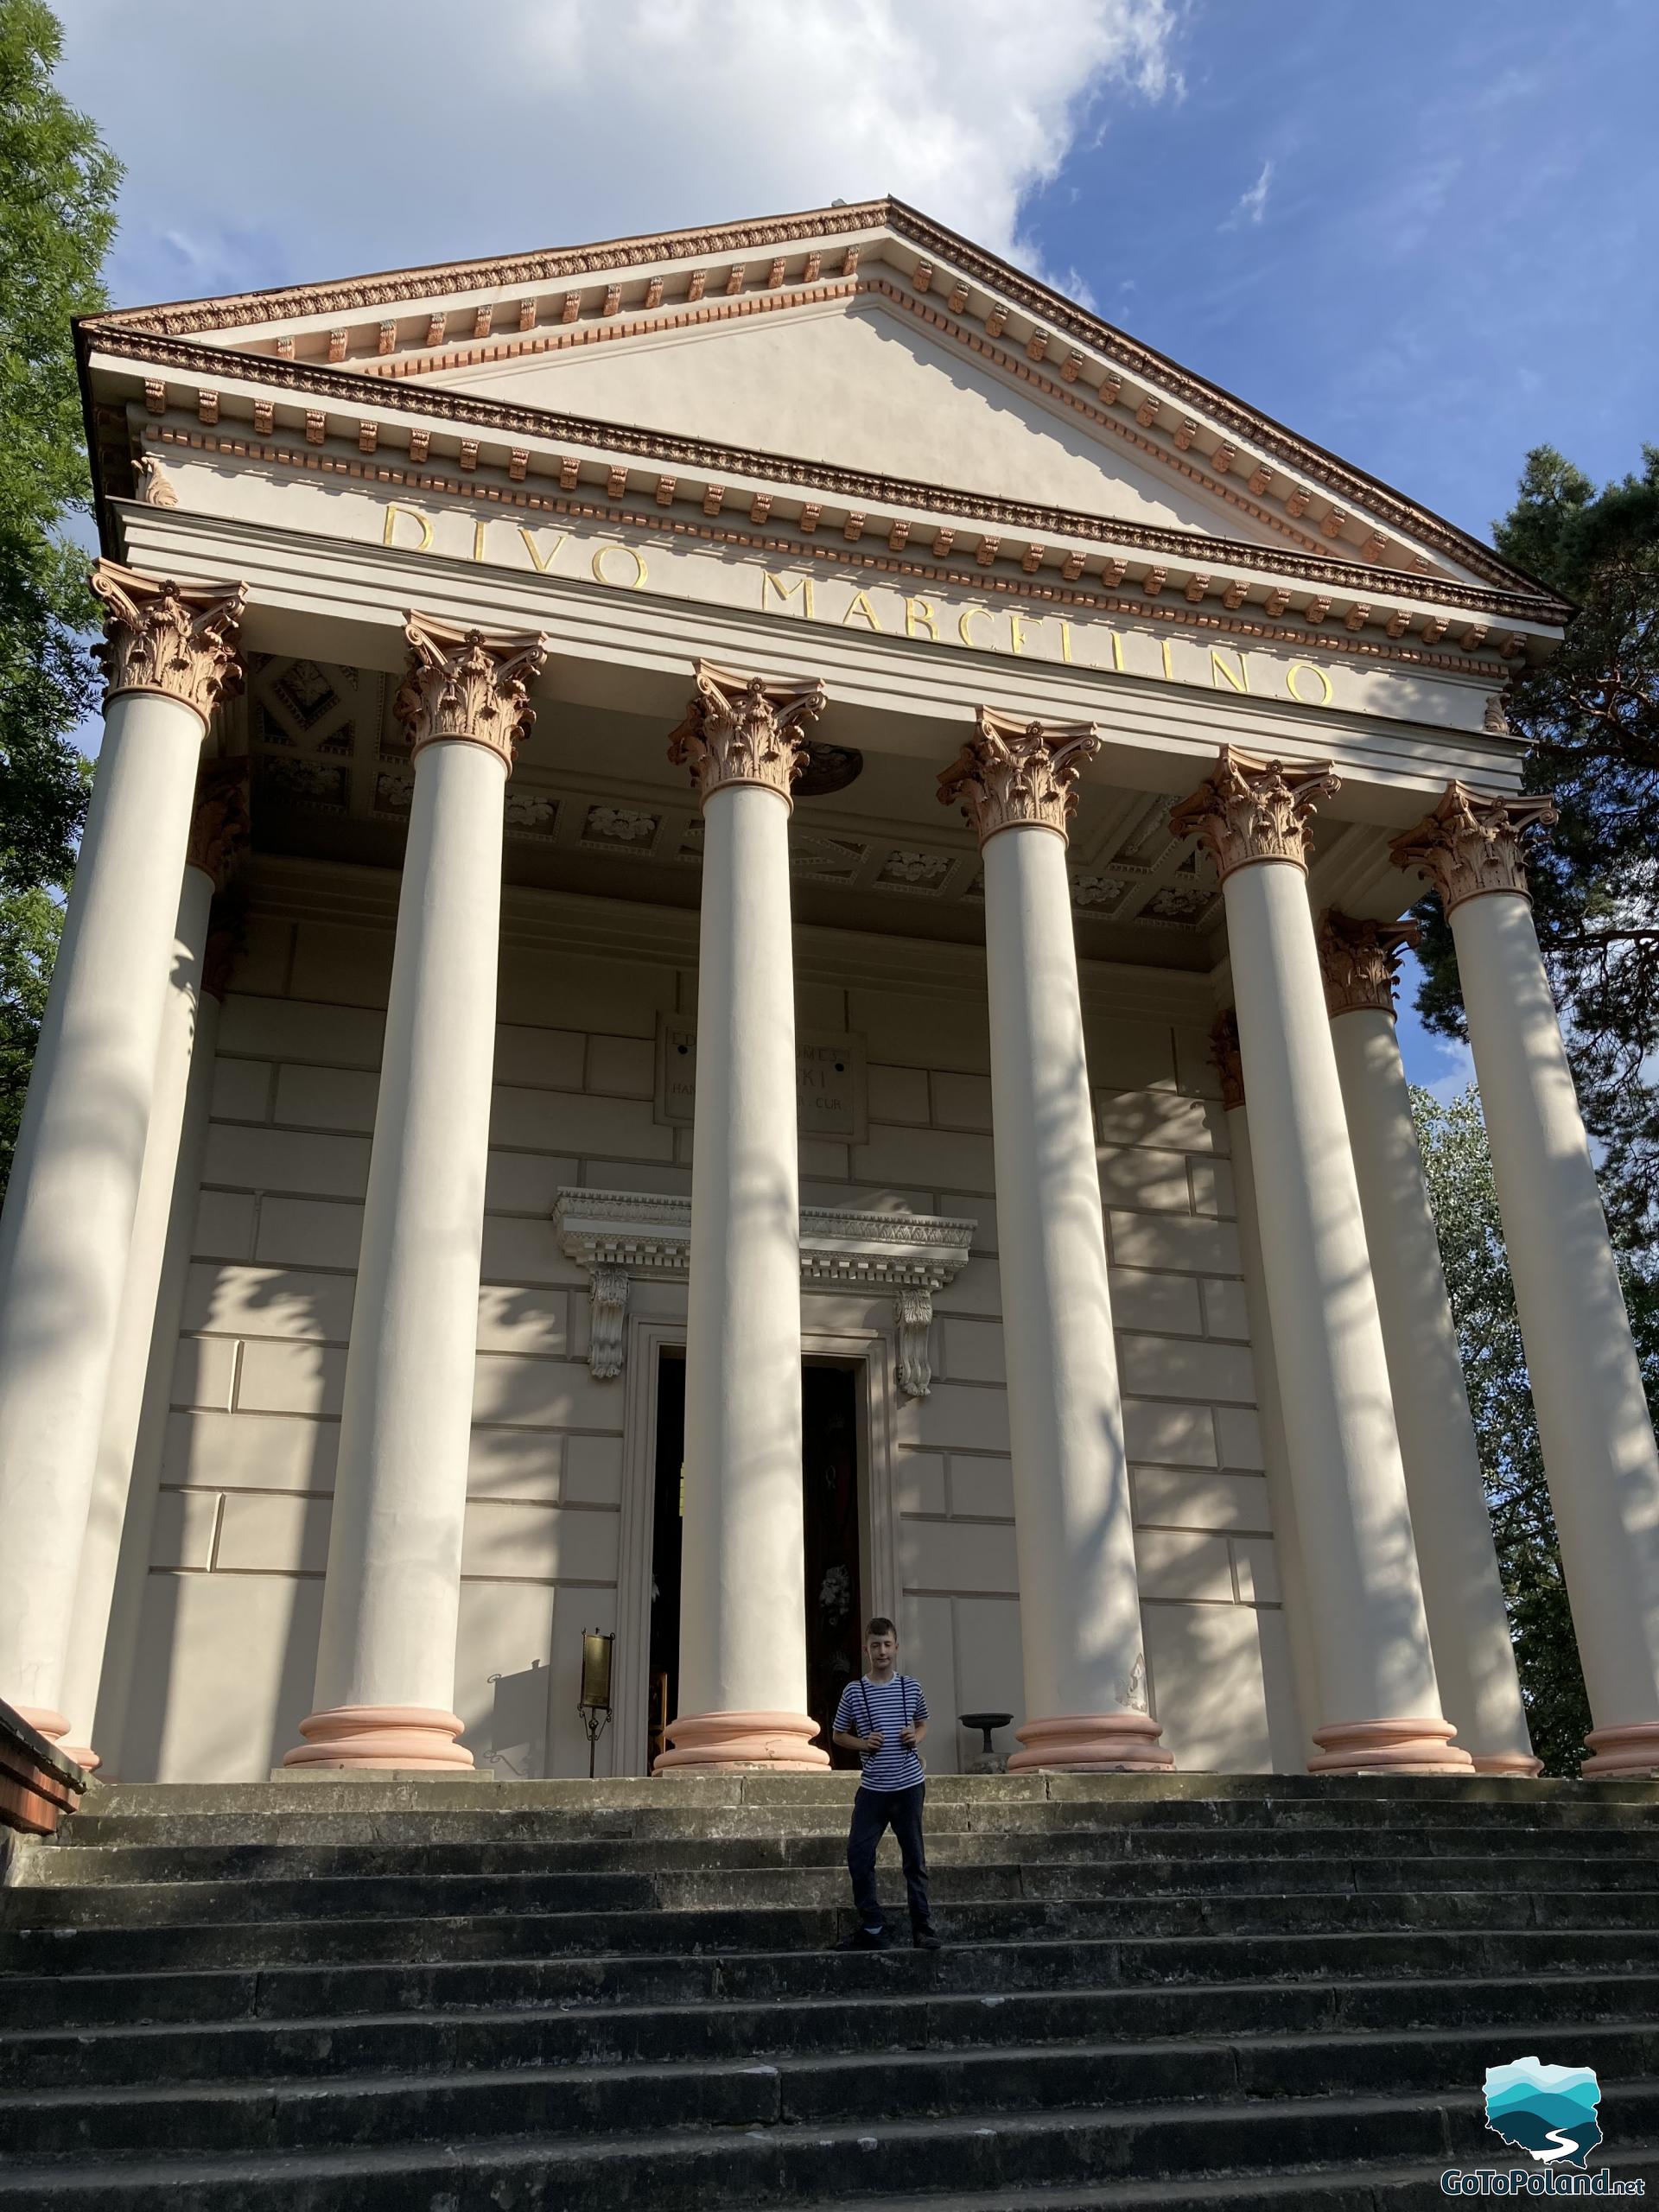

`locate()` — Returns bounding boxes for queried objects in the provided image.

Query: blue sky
[54,0,1656,1090]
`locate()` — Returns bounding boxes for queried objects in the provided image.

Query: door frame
[613,1311,900,1779]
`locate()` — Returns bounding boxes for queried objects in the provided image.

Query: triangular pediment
[419,292,1281,543]
[81,196,1567,623]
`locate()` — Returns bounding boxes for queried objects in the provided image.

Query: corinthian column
[58,762,251,1770]
[1210,1014,1322,1765]
[286,617,545,1770]
[1169,749,1468,1773]
[0,561,245,1742]
[939,709,1171,1770]
[1393,785,1659,1777]
[656,663,830,1772]
[1319,912,1538,1775]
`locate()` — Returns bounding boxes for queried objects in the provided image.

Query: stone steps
[5,1773,1657,2205]
[18,1853,1659,1930]
[38,1821,1659,1878]
[1,1975,1653,2094]
[5,1926,1657,2031]
[9,2020,1659,2160]
[3,2088,1658,2210]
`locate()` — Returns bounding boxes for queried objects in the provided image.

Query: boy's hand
[863,1731,885,1751]
[899,1726,919,1745]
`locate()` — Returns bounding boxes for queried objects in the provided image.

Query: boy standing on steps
[830,1617,942,1951]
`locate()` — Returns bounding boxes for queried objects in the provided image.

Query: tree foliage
[1414,443,1659,1249]
[1411,1085,1592,1776]
[0,3,119,1202]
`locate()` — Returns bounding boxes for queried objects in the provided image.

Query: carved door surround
[612,1314,903,1780]
[552,1187,973,1399]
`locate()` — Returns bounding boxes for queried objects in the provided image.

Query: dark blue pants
[847,1781,931,1933]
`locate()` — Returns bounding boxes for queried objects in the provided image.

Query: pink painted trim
[1582,1723,1659,1779]
[59,1745,101,1774]
[14,1707,69,1744]
[1007,1712,1175,1772]
[653,1709,830,1773]
[1471,1751,1543,1777]
[1308,1717,1474,1774]
[281,1704,474,1771]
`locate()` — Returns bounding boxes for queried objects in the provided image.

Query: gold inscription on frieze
[383,502,434,552]
[367,499,1340,711]
[764,569,813,619]
[518,527,569,574]
[1286,660,1332,705]
[591,543,648,589]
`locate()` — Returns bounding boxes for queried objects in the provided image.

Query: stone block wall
[114,881,1303,1782]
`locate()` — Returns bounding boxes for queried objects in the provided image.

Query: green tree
[1411,1084,1592,1776]
[0,879,62,1189]
[0,2,121,1202]
[1414,443,1659,1248]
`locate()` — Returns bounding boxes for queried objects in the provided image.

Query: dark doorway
[802,1362,866,1769]
[646,1351,686,1771]
[646,1351,864,1770]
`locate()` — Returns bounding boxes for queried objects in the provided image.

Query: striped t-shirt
[834,1675,929,1791]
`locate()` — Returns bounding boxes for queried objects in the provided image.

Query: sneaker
[912,1925,944,1950]
[834,1925,889,1952]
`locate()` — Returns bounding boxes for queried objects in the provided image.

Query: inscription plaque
[654,1013,867,1141]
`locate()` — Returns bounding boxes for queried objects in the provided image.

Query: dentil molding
[553,1186,973,1396]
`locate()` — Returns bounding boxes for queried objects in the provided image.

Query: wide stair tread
[7,1776,1659,2204]
[3,2092,1656,2208]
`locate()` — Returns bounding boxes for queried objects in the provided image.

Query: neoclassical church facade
[2,199,1655,1787]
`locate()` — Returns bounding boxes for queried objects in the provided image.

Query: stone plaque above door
[653,1012,868,1141]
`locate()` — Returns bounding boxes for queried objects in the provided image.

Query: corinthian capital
[937,706,1100,848]
[1318,911,1422,1019]
[186,759,251,893]
[1388,781,1558,913]
[394,614,548,771]
[1168,746,1339,880]
[667,660,827,806]
[1210,1009,1244,1113]
[91,559,247,730]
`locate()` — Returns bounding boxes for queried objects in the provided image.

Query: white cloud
[54,0,1179,306]
[1222,156,1274,232]
[1421,1035,1478,1105]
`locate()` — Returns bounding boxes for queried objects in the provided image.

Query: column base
[1471,1751,1544,1777]
[10,1707,102,1772]
[653,1710,830,1772]
[1308,1718,1474,1774]
[1582,1722,1659,1778]
[1007,1713,1175,1772]
[281,1705,474,1771]
[13,1706,67,1743]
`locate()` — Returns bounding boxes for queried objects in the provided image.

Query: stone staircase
[2,1772,1658,2208]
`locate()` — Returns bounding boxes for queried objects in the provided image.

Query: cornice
[92,328,1565,633]
[79,193,1553,600]
[87,200,894,337]
[138,418,1538,681]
